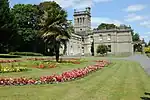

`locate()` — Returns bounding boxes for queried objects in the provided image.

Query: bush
[96,45,108,55]
[9,52,43,56]
[144,47,150,53]
[0,54,21,58]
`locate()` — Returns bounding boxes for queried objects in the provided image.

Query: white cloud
[124,13,146,22]
[144,32,150,35]
[43,0,112,9]
[91,17,123,29]
[140,21,150,28]
[140,35,150,40]
[124,4,146,12]
[140,32,150,41]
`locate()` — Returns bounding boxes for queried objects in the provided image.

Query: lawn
[0,58,150,100]
[146,53,150,58]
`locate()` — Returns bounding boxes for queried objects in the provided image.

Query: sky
[10,0,150,43]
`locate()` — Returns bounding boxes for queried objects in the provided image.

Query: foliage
[0,60,109,86]
[148,40,150,46]
[91,41,94,56]
[0,64,28,73]
[9,52,43,56]
[39,1,71,62]
[96,45,108,55]
[11,4,41,52]
[132,33,140,41]
[134,43,142,52]
[0,0,17,53]
[97,23,117,30]
[144,47,150,53]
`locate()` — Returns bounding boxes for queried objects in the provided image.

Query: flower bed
[35,63,57,69]
[26,58,53,61]
[0,60,110,86]
[0,60,22,63]
[0,64,28,73]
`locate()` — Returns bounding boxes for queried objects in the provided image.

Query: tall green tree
[39,1,71,62]
[132,33,140,41]
[0,0,16,53]
[11,4,41,52]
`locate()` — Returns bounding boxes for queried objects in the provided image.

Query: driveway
[125,54,150,75]
[103,54,150,75]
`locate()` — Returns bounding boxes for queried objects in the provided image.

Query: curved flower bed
[0,58,81,64]
[0,60,22,63]
[0,60,110,86]
[35,63,57,69]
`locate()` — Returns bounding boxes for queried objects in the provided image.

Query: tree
[148,40,150,46]
[11,4,41,52]
[91,41,94,56]
[0,0,16,53]
[39,1,71,62]
[96,45,108,56]
[132,33,140,41]
[97,23,117,30]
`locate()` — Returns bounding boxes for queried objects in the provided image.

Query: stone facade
[66,7,133,56]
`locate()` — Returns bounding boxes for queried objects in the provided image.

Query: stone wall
[93,29,133,55]
[66,34,82,56]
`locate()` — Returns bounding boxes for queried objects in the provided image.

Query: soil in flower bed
[0,60,110,86]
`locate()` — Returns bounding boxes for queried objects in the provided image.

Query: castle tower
[73,7,91,33]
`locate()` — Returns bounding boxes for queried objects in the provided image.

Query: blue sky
[10,0,150,43]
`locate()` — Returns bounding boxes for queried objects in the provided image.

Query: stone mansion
[65,7,133,56]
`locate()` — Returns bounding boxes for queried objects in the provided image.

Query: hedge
[9,52,43,56]
[0,54,21,58]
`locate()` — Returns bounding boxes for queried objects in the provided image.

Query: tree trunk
[55,42,60,62]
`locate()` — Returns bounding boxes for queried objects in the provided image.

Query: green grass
[0,59,150,100]
[146,53,150,58]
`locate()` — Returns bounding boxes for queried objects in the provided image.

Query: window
[83,17,85,23]
[80,18,82,23]
[99,34,103,41]
[77,18,79,23]
[107,34,111,41]
[108,45,111,52]
[82,37,84,42]
[80,29,82,31]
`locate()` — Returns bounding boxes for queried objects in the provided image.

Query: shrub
[144,47,150,53]
[9,52,43,56]
[96,45,108,55]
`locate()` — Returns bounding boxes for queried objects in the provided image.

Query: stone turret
[73,7,91,34]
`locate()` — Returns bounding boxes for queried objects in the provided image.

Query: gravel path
[102,54,150,75]
[125,54,150,75]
